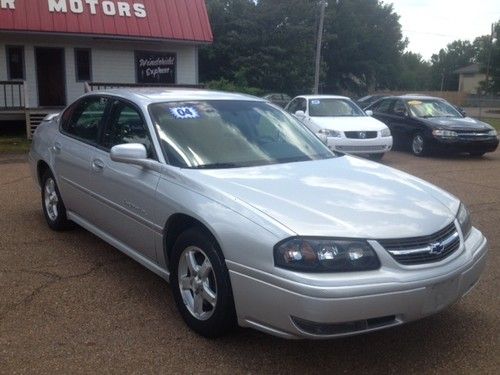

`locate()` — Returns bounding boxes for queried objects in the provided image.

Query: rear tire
[170,227,237,338]
[41,170,73,231]
[411,133,427,157]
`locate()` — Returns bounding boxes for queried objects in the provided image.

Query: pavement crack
[0,259,128,325]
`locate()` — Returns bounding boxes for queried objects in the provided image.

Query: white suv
[285,95,393,160]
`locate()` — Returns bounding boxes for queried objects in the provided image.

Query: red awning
[0,0,213,43]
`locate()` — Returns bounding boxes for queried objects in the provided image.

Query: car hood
[181,156,459,239]
[308,116,387,132]
[423,116,494,131]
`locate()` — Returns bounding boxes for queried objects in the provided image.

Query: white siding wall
[0,33,199,108]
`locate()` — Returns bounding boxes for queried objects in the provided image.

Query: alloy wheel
[178,246,217,321]
[44,177,59,221]
[412,135,424,155]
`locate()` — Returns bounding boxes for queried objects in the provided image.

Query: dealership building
[0,0,212,137]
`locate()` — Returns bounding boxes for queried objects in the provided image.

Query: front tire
[170,227,237,338]
[411,133,427,157]
[41,170,73,231]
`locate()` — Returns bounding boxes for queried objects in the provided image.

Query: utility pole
[313,1,328,94]
[485,22,497,95]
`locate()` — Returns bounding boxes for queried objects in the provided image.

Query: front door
[89,99,160,261]
[36,48,66,107]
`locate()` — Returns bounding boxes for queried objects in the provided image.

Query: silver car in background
[29,89,488,339]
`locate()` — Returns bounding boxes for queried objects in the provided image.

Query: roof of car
[382,95,443,101]
[295,95,351,100]
[85,88,264,104]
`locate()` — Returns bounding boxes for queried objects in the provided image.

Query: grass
[0,136,31,154]
[482,118,500,130]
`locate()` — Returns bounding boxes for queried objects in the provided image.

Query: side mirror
[111,143,147,164]
[295,110,306,117]
[365,110,373,116]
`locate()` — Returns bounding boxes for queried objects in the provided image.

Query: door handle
[52,142,62,154]
[92,159,105,172]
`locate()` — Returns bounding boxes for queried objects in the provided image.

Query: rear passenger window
[62,97,108,144]
[103,101,154,158]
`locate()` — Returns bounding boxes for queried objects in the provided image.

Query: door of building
[35,48,66,107]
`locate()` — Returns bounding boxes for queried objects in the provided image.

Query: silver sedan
[29,89,488,339]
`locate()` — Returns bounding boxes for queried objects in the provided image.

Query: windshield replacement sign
[136,52,176,84]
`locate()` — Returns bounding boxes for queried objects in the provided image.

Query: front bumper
[429,136,499,154]
[228,227,488,339]
[326,136,393,155]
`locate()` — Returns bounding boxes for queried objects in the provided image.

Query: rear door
[54,96,110,222]
[88,99,160,261]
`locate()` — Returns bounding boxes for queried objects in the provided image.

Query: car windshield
[149,100,335,169]
[308,98,365,117]
[406,99,462,118]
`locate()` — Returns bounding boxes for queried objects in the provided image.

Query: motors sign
[1,0,147,18]
[0,0,214,43]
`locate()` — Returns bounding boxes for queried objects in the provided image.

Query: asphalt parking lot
[1,150,499,374]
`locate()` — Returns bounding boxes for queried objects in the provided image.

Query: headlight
[318,129,341,138]
[457,203,472,239]
[488,129,498,137]
[433,129,458,138]
[274,237,380,272]
[380,128,391,137]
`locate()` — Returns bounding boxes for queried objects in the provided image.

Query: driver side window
[392,100,408,116]
[102,100,155,158]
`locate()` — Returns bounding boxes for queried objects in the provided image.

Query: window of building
[6,46,25,80]
[75,48,92,82]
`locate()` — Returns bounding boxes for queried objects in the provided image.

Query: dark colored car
[366,96,499,157]
[263,93,292,108]
[356,95,387,110]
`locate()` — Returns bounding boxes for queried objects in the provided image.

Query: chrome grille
[344,131,378,139]
[377,222,460,265]
[336,145,387,152]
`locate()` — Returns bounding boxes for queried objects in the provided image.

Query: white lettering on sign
[48,0,67,12]
[69,0,83,13]
[170,107,200,120]
[117,2,130,17]
[86,0,98,14]
[47,0,147,18]
[1,0,16,10]
[102,1,115,15]
[133,3,146,18]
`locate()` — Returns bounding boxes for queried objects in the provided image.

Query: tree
[321,0,406,94]
[429,40,476,91]
[199,0,408,96]
[396,52,432,91]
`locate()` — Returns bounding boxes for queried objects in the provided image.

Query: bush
[204,79,265,97]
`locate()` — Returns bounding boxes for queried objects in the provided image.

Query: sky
[388,0,500,60]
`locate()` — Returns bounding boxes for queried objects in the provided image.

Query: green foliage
[205,78,265,96]
[200,0,406,96]
[478,22,500,95]
[199,2,497,96]
[396,52,432,91]
[430,40,477,91]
